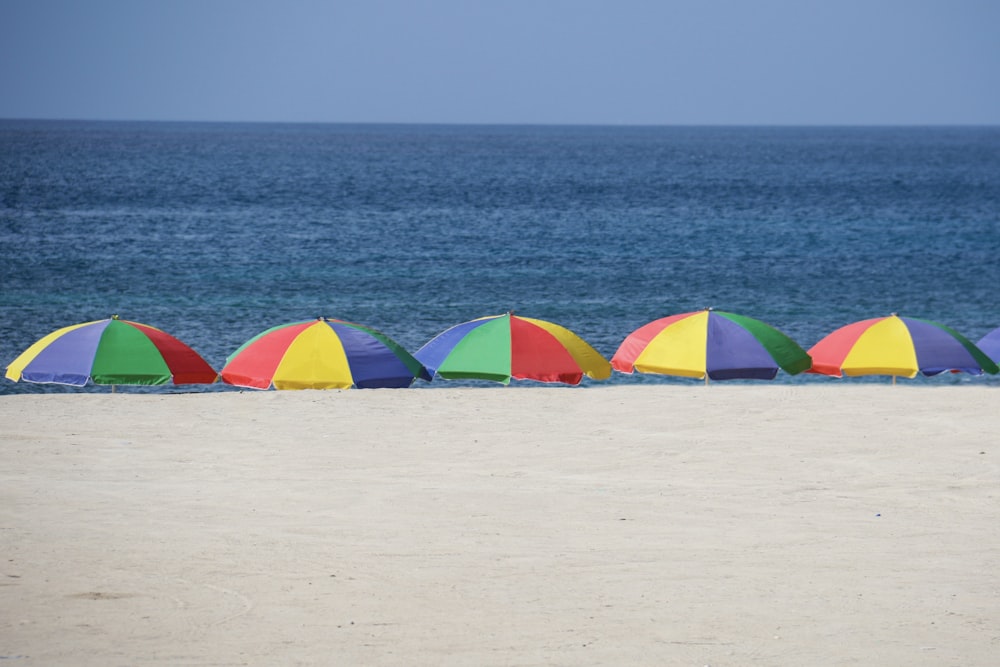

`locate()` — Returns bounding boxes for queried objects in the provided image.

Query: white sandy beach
[1,386,998,666]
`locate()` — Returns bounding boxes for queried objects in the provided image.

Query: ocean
[1,120,998,392]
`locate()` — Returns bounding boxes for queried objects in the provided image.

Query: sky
[1,0,998,125]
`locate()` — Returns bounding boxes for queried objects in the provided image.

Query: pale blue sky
[1,0,998,125]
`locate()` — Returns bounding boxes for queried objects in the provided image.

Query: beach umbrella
[976,326,1000,365]
[4,315,217,388]
[808,314,998,379]
[611,309,811,382]
[414,312,611,385]
[221,317,430,390]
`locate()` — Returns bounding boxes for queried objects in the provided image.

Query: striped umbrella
[611,309,811,382]
[808,314,998,379]
[5,315,217,388]
[415,312,611,385]
[221,317,429,390]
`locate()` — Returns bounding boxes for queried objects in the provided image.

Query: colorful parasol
[611,309,811,381]
[5,315,217,387]
[414,312,611,385]
[221,317,430,390]
[808,314,998,378]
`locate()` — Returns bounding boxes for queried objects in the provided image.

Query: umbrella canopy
[221,317,430,390]
[808,314,998,378]
[5,315,217,387]
[414,312,611,385]
[611,309,811,381]
[976,326,1000,364]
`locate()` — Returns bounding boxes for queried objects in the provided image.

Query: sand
[1,385,998,666]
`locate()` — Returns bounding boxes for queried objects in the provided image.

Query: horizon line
[1,116,998,130]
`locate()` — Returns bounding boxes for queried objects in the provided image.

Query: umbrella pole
[892,376,896,387]
[112,385,116,394]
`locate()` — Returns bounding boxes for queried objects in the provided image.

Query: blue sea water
[1,120,999,392]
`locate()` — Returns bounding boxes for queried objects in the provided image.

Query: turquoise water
[1,121,998,392]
